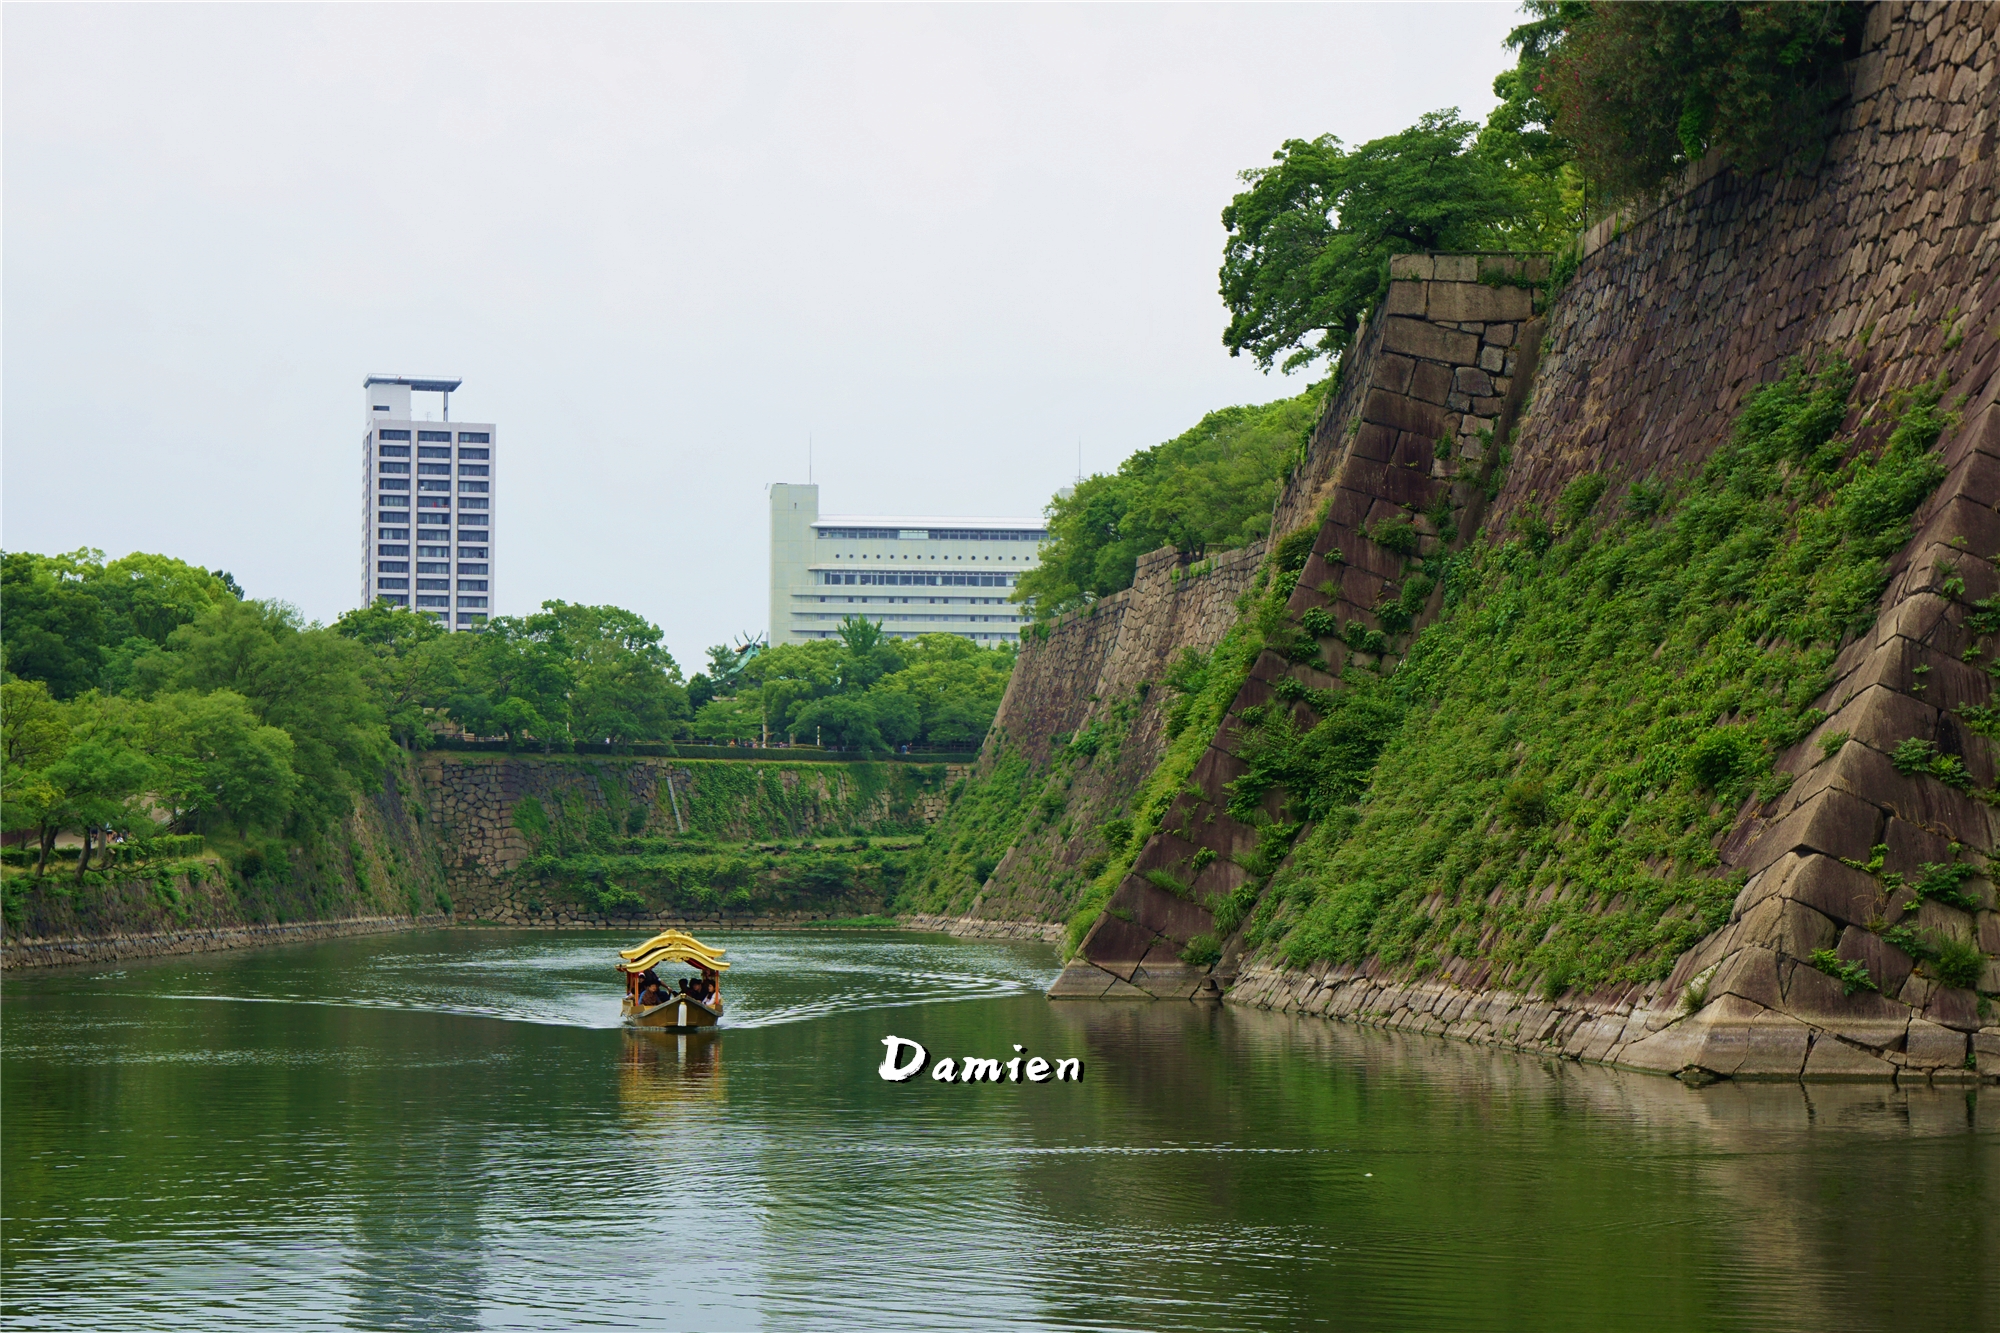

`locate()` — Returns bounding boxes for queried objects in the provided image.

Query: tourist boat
[617,929,729,1029]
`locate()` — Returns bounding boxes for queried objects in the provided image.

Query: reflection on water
[3,929,1994,1331]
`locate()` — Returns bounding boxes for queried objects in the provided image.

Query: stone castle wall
[1210,3,2000,1083]
[421,752,969,920]
[1053,253,1547,999]
[959,540,1269,925]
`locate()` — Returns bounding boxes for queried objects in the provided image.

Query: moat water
[3,929,1994,1330]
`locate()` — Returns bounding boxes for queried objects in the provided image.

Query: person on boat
[636,970,668,1006]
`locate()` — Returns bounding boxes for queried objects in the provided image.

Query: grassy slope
[1244,361,1966,993]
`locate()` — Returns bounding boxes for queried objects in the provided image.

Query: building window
[458,546,488,559]
[417,561,449,574]
[418,430,452,442]
[378,461,410,475]
[458,529,489,540]
[457,562,489,574]
[378,527,410,540]
[457,579,488,592]
[417,499,449,510]
[378,429,411,441]
[458,433,490,445]
[418,446,451,460]
[375,593,409,606]
[418,546,449,558]
[418,461,451,474]
[458,464,489,477]
[417,577,450,591]
[459,497,489,510]
[378,544,409,556]
[458,481,488,494]
[418,479,451,492]
[377,561,409,573]
[378,501,409,514]
[457,596,488,608]
[379,478,410,490]
[378,444,410,458]
[377,577,410,590]
[374,405,391,413]
[416,595,450,608]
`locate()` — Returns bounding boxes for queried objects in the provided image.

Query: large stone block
[1803,1034,1898,1079]
[1904,1018,1968,1067]
[1735,787,1883,875]
[1361,389,1447,438]
[1427,281,1534,323]
[1380,317,1480,365]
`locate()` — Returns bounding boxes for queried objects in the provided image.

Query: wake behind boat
[618,929,729,1029]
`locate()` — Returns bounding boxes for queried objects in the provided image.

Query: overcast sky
[4,3,1518,671]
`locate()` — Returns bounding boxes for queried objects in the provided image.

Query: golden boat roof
[617,929,730,974]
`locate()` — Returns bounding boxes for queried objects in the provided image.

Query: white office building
[362,375,496,630]
[769,483,1045,646]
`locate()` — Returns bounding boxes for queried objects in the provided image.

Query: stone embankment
[4,914,451,970]
[900,913,1065,942]
[421,752,965,921]
[3,752,453,970]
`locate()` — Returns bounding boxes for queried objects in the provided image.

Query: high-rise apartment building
[362,375,496,630]
[769,482,1045,646]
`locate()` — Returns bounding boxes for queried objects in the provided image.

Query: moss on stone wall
[1246,360,1968,994]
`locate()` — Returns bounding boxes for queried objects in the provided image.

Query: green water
[3,929,1994,1331]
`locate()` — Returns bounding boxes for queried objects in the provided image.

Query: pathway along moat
[3,929,1994,1331]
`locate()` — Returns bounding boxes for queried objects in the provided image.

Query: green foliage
[1249,356,1953,991]
[1891,737,1972,792]
[1018,390,1327,617]
[1544,1,1865,202]
[1180,932,1223,968]
[1808,948,1877,996]
[1219,112,1534,372]
[1,548,238,700]
[1929,933,1986,991]
[725,628,1012,752]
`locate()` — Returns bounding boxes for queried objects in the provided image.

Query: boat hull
[623,996,722,1030]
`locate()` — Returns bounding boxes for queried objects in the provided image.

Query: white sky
[3,3,1518,672]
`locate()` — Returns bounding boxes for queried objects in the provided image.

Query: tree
[1,680,74,873]
[541,602,690,745]
[41,696,157,881]
[1220,111,1529,373]
[156,599,389,831]
[692,695,763,743]
[1542,2,1864,202]
[1,552,107,699]
[332,603,459,748]
[1016,389,1323,616]
[141,690,297,833]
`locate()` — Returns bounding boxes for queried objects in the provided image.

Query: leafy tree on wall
[1219,112,1530,374]
[1016,389,1325,617]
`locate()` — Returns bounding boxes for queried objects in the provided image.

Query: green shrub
[1930,933,1986,991]
[1808,948,1877,996]
[1546,1,1865,201]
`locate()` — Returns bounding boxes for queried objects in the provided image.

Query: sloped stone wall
[1217,2,2000,1083]
[1052,255,1548,999]
[954,541,1268,926]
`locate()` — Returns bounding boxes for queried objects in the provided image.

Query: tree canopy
[1014,387,1325,618]
[1219,112,1532,373]
[1,547,699,868]
[690,619,1015,753]
[1217,1,1864,376]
